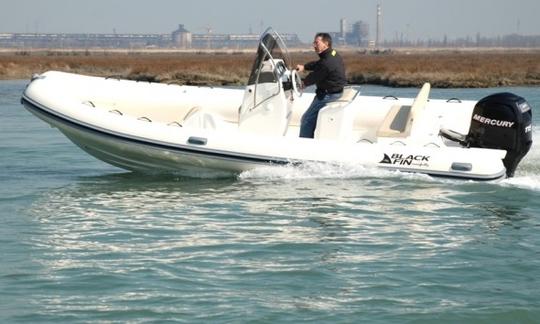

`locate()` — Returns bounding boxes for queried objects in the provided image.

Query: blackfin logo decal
[380,153,430,167]
[380,154,392,164]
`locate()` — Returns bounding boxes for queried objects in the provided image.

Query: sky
[1,0,539,42]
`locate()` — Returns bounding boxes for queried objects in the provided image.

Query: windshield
[247,29,291,85]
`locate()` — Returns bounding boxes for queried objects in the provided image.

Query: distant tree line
[383,33,540,48]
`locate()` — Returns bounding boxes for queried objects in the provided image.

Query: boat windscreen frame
[245,28,292,111]
[247,28,292,85]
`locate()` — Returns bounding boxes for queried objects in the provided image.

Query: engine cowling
[467,92,533,177]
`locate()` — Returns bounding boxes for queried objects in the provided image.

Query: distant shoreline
[2,46,540,53]
[2,48,540,88]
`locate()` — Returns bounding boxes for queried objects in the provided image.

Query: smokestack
[340,18,347,39]
[376,4,382,47]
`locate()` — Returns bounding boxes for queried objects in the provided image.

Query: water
[2,79,540,323]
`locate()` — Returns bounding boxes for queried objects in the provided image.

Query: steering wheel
[291,69,303,98]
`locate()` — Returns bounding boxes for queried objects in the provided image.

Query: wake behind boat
[21,29,533,180]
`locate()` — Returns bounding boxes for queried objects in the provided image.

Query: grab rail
[109,109,123,115]
[82,100,95,107]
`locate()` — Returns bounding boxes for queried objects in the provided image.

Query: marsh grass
[1,50,539,87]
[342,52,540,87]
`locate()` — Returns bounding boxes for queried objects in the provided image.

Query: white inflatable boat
[21,29,533,180]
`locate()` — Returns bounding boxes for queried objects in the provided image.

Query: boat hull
[21,88,507,181]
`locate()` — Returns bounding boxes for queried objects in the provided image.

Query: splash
[238,161,433,181]
[500,175,540,191]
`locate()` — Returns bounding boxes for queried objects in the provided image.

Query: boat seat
[314,87,360,141]
[376,104,412,137]
[336,86,360,103]
[377,82,430,138]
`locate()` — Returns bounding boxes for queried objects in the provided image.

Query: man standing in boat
[296,33,347,138]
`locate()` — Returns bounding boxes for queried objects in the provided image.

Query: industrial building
[0,32,172,49]
[0,24,302,49]
[329,18,370,47]
[170,24,302,49]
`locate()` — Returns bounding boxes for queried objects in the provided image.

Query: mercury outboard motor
[467,92,533,177]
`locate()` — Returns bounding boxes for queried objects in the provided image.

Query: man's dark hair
[315,32,332,47]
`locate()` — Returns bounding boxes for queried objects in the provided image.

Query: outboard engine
[467,92,533,177]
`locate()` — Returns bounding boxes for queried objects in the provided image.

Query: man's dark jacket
[303,48,347,99]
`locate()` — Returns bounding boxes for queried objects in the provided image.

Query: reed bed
[341,51,540,87]
[1,50,539,88]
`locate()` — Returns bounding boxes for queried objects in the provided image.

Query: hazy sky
[1,0,539,42]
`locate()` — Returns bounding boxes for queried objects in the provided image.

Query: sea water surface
[1,79,540,323]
